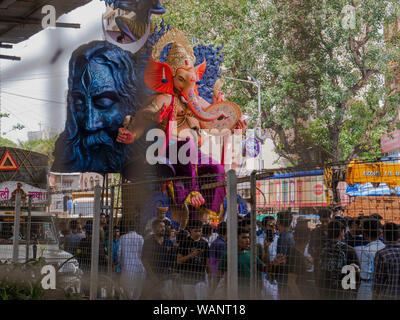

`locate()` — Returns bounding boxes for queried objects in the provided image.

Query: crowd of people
[60,208,400,300]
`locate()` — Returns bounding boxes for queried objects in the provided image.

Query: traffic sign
[0,150,19,171]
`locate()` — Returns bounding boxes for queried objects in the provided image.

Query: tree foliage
[0,137,17,148]
[18,137,58,163]
[157,0,400,166]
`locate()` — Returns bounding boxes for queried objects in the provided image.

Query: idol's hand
[213,91,225,104]
[116,128,134,144]
[234,117,248,133]
[191,193,205,207]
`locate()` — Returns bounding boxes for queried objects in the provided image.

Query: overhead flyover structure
[0,0,91,60]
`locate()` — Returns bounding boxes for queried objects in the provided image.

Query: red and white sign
[314,184,323,195]
[0,181,48,203]
[256,175,329,208]
[381,129,400,153]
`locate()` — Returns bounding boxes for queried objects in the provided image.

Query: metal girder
[0,0,17,9]
[0,16,80,29]
[0,43,13,48]
[0,54,20,60]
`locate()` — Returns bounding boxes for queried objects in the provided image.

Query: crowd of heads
[59,204,400,300]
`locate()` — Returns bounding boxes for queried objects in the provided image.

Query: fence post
[25,195,32,262]
[90,183,101,300]
[107,186,115,298]
[12,193,22,263]
[250,170,257,299]
[107,186,115,276]
[226,170,238,300]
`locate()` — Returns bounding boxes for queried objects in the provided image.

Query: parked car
[0,210,82,293]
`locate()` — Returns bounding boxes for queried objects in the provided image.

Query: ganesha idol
[117,29,246,226]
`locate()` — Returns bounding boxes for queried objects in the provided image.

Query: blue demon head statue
[52,41,141,174]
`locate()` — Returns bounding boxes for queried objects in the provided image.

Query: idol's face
[71,60,124,135]
[173,66,196,96]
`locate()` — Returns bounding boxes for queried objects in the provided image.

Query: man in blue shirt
[277,212,294,256]
[105,227,121,273]
[64,220,85,255]
[209,222,227,277]
[357,219,385,300]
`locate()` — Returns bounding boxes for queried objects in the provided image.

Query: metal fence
[2,160,400,300]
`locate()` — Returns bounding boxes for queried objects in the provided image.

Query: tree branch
[345,98,393,161]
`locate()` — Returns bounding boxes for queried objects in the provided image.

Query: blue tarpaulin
[346,182,400,197]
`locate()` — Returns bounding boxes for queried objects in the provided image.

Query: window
[56,201,63,209]
[297,180,303,204]
[275,182,281,203]
[62,181,72,188]
[0,217,57,245]
[282,181,288,204]
[289,180,295,203]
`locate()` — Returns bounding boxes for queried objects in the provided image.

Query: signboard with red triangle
[0,150,19,171]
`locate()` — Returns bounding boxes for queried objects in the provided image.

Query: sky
[0,0,106,143]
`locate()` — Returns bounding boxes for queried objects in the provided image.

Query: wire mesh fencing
[3,159,400,300]
[51,162,400,300]
[249,161,400,300]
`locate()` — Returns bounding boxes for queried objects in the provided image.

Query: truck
[0,210,82,292]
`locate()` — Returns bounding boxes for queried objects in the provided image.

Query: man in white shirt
[357,219,385,300]
[117,218,146,299]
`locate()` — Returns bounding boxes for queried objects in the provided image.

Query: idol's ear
[144,58,174,95]
[194,59,207,96]
[195,59,207,82]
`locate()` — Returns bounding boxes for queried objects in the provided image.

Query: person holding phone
[176,219,210,300]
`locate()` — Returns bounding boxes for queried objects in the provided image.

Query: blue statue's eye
[95,97,115,108]
[72,93,85,108]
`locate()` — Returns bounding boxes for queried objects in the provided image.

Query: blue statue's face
[71,60,124,135]
[52,41,140,174]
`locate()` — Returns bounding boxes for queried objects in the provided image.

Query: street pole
[257,81,262,170]
[25,195,32,262]
[90,183,101,300]
[223,74,264,171]
[12,193,21,263]
[226,170,238,300]
[250,171,257,299]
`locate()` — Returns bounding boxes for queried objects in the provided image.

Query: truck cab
[0,210,82,292]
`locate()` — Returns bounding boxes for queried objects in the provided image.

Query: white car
[0,210,82,293]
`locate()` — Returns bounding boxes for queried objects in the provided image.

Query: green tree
[18,137,58,163]
[0,137,17,148]
[157,0,400,166]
